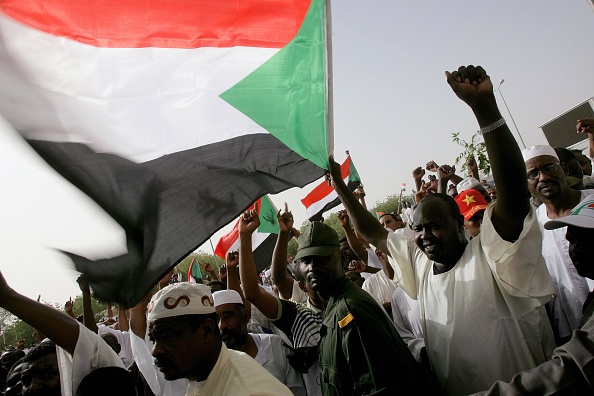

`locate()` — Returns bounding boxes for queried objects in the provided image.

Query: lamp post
[495,79,527,149]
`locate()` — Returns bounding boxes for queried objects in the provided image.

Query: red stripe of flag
[214,200,260,258]
[187,257,195,282]
[301,156,350,209]
[0,0,311,49]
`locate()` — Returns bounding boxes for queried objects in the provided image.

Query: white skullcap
[545,197,594,230]
[522,145,559,162]
[265,269,272,278]
[457,177,480,193]
[147,282,214,323]
[212,290,244,307]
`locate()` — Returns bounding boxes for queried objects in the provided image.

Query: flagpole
[325,0,335,158]
[209,238,216,255]
[209,237,223,265]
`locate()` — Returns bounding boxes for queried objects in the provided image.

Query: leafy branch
[452,131,491,177]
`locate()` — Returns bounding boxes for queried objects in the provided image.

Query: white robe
[185,344,292,396]
[537,189,594,339]
[362,270,396,306]
[387,205,556,395]
[250,333,306,396]
[97,324,134,368]
[57,323,124,396]
[391,286,424,362]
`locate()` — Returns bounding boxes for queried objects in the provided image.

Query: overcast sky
[2,0,594,304]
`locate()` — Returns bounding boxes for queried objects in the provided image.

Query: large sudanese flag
[0,0,331,306]
[214,195,280,274]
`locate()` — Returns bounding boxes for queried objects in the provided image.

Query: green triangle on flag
[257,195,280,234]
[220,0,329,170]
[190,258,202,280]
[349,159,361,183]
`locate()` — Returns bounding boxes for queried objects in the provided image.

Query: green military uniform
[319,277,438,395]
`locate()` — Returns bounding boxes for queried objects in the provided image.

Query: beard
[221,329,247,350]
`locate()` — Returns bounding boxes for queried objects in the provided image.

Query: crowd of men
[2,65,594,395]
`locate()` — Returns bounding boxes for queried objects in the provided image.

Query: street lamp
[495,79,527,149]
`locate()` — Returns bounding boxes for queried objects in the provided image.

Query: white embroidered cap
[456,177,480,193]
[147,282,215,323]
[522,145,559,162]
[212,290,244,307]
[545,197,594,230]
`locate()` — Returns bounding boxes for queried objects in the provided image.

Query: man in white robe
[523,144,594,345]
[328,64,556,394]
[144,282,293,396]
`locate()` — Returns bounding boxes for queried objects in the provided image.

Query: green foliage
[288,238,298,258]
[177,251,225,280]
[9,320,35,349]
[452,131,491,177]
[371,194,401,215]
[69,295,109,323]
[319,212,346,240]
[0,305,53,350]
[298,213,346,242]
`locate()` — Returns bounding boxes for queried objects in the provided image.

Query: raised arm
[329,159,390,254]
[65,297,76,319]
[117,304,129,332]
[218,265,228,287]
[107,302,114,320]
[425,161,440,193]
[337,210,369,264]
[347,260,380,274]
[290,226,301,240]
[437,164,456,194]
[271,203,297,300]
[577,118,594,159]
[0,271,79,355]
[225,251,241,297]
[352,187,371,247]
[467,155,480,180]
[446,65,529,241]
[450,173,464,185]
[375,249,395,280]
[412,166,425,192]
[129,292,152,339]
[77,274,99,334]
[202,262,219,281]
[238,209,280,319]
[354,185,368,210]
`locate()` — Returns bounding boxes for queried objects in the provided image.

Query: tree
[319,212,346,240]
[177,251,225,280]
[371,194,402,215]
[0,301,68,350]
[9,319,35,349]
[452,130,491,177]
[0,307,16,350]
[297,212,346,241]
[68,295,109,323]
